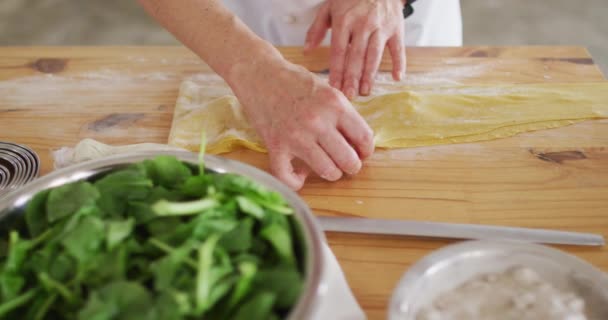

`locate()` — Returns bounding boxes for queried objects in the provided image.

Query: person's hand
[228,58,374,190]
[304,0,406,99]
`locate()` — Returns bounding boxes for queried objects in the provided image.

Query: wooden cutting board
[0,46,607,319]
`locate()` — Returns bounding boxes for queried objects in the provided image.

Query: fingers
[342,30,370,100]
[319,131,362,175]
[304,3,331,53]
[269,150,308,190]
[329,20,350,90]
[295,142,343,182]
[338,106,375,159]
[359,30,384,96]
[387,33,405,81]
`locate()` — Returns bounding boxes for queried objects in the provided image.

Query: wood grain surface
[0,46,607,319]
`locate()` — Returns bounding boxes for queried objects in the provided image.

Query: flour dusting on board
[183,61,495,98]
[79,69,175,81]
[383,62,492,86]
[0,69,177,105]
[0,60,492,103]
[0,69,179,141]
[358,62,497,98]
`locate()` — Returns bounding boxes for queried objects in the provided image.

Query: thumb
[304,3,331,53]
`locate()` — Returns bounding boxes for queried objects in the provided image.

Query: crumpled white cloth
[51,139,366,319]
[317,244,366,320]
[52,138,187,169]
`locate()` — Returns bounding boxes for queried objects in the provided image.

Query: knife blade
[316,216,605,247]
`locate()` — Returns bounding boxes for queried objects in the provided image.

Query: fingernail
[346,163,361,176]
[361,83,370,95]
[345,88,355,99]
[321,170,342,181]
[304,41,311,51]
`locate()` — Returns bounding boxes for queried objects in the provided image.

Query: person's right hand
[228,58,374,190]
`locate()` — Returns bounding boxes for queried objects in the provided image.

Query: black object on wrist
[403,0,417,19]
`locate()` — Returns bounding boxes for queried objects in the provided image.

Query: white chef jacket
[222,0,462,46]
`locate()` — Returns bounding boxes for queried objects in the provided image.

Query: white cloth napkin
[52,138,187,169]
[317,244,366,320]
[52,139,366,320]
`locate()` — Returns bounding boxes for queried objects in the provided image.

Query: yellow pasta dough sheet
[168,77,608,154]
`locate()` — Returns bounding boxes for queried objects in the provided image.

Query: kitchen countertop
[0,46,607,319]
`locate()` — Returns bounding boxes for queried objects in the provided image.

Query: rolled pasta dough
[168,80,608,153]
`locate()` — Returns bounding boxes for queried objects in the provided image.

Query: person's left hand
[304,0,406,99]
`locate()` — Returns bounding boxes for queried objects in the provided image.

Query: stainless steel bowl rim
[0,150,327,319]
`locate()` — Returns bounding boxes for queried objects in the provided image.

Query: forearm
[138,0,283,86]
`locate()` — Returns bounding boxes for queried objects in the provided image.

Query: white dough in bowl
[416,266,587,320]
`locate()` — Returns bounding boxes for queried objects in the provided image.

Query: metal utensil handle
[317,216,605,247]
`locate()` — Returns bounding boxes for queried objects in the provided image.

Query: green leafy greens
[0,143,304,319]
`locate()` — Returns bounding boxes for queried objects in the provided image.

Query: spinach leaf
[27,246,75,284]
[25,189,50,237]
[127,202,156,225]
[180,175,211,198]
[95,169,152,216]
[151,241,195,291]
[260,223,296,267]
[1,231,33,300]
[212,174,293,214]
[152,291,188,320]
[145,217,182,239]
[194,233,220,315]
[77,291,116,320]
[38,272,76,304]
[219,218,253,253]
[192,218,238,241]
[61,216,105,263]
[106,218,135,250]
[0,272,24,302]
[46,182,100,223]
[26,292,57,320]
[228,261,257,308]
[78,281,152,320]
[236,196,265,219]
[80,246,128,287]
[253,267,303,309]
[205,270,236,312]
[0,288,37,318]
[129,186,182,224]
[143,156,192,189]
[48,252,76,282]
[152,198,219,217]
[231,291,277,320]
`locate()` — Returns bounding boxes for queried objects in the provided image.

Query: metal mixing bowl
[389,240,608,320]
[0,151,327,320]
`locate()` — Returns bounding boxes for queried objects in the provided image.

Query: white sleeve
[405,0,463,46]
